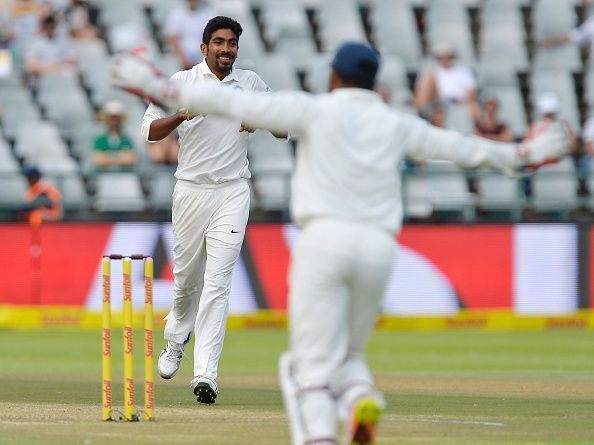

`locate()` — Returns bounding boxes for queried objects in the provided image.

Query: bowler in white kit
[141,16,274,405]
[115,42,571,444]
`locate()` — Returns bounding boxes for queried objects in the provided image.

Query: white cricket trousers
[281,218,395,445]
[164,178,250,381]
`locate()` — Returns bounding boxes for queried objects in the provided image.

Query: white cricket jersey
[141,61,271,185]
[175,87,541,234]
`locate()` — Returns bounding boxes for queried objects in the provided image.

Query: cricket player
[113,42,571,444]
[140,16,275,405]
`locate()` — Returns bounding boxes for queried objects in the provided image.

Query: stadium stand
[1,0,594,223]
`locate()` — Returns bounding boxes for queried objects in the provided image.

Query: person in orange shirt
[22,166,63,226]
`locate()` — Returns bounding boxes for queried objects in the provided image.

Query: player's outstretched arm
[402,114,573,174]
[111,54,313,135]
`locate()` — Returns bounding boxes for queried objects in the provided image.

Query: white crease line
[392,416,505,427]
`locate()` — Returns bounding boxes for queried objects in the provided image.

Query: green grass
[0,329,593,444]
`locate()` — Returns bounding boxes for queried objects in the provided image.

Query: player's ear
[200,43,207,56]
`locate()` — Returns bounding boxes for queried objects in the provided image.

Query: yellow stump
[122,257,137,421]
[101,257,112,421]
[144,257,155,420]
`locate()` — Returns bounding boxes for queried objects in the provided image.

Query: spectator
[164,0,215,69]
[540,8,594,62]
[63,0,99,40]
[521,92,577,200]
[21,165,63,226]
[525,93,577,151]
[9,0,51,44]
[414,41,477,114]
[24,14,76,78]
[93,100,137,171]
[473,96,514,142]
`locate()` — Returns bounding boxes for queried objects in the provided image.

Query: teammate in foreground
[113,43,571,444]
[141,16,275,405]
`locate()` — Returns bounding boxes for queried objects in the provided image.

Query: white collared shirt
[141,60,271,185]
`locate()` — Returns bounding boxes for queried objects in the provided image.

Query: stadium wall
[0,222,593,330]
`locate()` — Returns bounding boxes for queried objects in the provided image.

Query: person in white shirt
[25,14,76,77]
[540,11,594,61]
[164,0,215,69]
[114,42,571,445]
[141,16,274,405]
[414,41,477,115]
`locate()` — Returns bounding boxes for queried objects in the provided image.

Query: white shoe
[189,376,218,404]
[158,341,185,379]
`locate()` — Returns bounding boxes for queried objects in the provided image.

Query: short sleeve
[569,18,594,47]
[583,117,594,142]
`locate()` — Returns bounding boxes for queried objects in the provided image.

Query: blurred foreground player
[112,42,572,445]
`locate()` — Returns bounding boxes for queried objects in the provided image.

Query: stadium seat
[260,0,311,47]
[98,0,149,28]
[475,170,523,219]
[46,173,90,211]
[148,170,176,211]
[316,0,367,52]
[256,54,301,91]
[421,161,476,221]
[1,105,42,141]
[304,53,332,93]
[14,121,70,162]
[214,0,266,64]
[532,46,581,74]
[273,35,318,72]
[93,172,147,212]
[402,172,434,219]
[532,0,577,42]
[532,158,579,216]
[0,173,28,208]
[370,0,423,72]
[477,54,519,89]
[445,104,473,134]
[74,39,109,67]
[377,55,412,109]
[248,130,294,210]
[0,137,19,174]
[479,25,529,72]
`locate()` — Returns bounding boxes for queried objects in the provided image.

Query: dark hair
[202,16,243,45]
[42,14,57,27]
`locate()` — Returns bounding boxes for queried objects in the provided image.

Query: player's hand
[111,53,161,90]
[110,53,179,109]
[240,123,256,133]
[517,120,573,170]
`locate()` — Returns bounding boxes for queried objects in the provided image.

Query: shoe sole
[193,382,217,405]
[350,397,382,445]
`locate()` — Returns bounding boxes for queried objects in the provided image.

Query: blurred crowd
[1,0,594,221]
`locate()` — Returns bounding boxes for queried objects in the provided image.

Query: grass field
[0,328,593,445]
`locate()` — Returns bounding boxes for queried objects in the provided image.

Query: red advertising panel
[0,223,112,305]
[398,225,513,309]
[0,223,580,315]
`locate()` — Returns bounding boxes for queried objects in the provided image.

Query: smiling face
[201,28,238,80]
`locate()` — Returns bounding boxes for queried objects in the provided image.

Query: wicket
[102,254,154,422]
